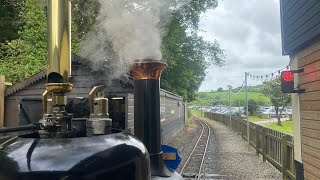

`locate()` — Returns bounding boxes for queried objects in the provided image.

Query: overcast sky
[198,0,290,92]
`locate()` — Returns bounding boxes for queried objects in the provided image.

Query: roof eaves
[5,71,46,97]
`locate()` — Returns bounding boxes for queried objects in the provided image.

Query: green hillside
[189,90,270,107]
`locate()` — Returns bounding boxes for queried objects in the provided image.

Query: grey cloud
[199,0,289,91]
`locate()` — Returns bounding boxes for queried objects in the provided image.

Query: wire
[247,65,289,81]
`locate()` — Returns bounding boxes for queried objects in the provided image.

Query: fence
[204,112,295,180]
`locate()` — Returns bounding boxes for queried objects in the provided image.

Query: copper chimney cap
[131,59,167,80]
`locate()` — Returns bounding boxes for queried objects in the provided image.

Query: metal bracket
[293,68,305,93]
[292,68,304,74]
[292,89,305,94]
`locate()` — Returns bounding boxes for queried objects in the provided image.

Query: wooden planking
[295,36,320,60]
[302,144,320,162]
[300,71,320,85]
[282,0,320,54]
[299,59,320,77]
[301,119,320,130]
[303,151,320,169]
[282,0,298,17]
[300,91,320,102]
[298,49,320,68]
[304,170,319,180]
[288,23,320,53]
[302,128,320,140]
[304,162,320,179]
[0,75,4,128]
[302,136,320,150]
[285,1,320,39]
[299,81,320,92]
[284,0,318,30]
[301,101,320,111]
[300,110,320,120]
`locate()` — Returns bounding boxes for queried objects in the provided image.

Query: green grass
[189,91,270,107]
[265,121,293,134]
[186,109,201,126]
[247,115,267,122]
[189,109,202,117]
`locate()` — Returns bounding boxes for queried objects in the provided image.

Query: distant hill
[189,86,270,107]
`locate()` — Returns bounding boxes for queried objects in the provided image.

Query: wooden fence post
[0,75,4,128]
[256,126,260,155]
[282,135,289,180]
[262,128,266,162]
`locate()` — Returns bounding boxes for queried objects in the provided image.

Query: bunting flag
[246,65,288,81]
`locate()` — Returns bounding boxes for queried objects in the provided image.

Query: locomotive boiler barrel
[0,133,150,179]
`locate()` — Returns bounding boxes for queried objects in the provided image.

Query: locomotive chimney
[131,60,171,177]
[39,0,73,138]
[47,0,71,82]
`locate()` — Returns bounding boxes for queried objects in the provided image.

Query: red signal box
[281,71,294,93]
[280,69,305,93]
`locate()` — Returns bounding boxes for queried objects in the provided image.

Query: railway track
[180,117,211,179]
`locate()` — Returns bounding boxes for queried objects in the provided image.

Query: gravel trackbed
[170,117,282,180]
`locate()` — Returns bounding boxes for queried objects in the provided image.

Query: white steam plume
[79,0,188,79]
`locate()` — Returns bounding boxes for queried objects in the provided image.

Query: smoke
[79,0,188,79]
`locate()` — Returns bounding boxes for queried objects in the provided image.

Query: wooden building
[280,1,320,179]
[3,56,186,144]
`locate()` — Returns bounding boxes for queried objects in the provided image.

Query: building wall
[4,64,186,145]
[127,90,186,145]
[4,63,133,127]
[127,93,134,133]
[161,91,185,144]
[294,38,320,179]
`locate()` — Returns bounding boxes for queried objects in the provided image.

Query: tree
[227,85,233,90]
[261,77,291,125]
[217,87,223,92]
[161,0,224,101]
[247,99,258,115]
[0,0,97,85]
[0,0,20,42]
[0,0,224,100]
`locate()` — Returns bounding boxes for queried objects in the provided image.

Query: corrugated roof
[5,71,46,97]
[4,55,82,97]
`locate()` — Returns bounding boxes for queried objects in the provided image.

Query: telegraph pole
[229,90,231,126]
[245,72,249,143]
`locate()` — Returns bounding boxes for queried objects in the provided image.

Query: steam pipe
[131,60,171,177]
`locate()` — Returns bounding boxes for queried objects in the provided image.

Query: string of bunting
[230,80,245,94]
[247,65,289,81]
[212,79,246,102]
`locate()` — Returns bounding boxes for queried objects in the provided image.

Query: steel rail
[197,119,211,180]
[180,117,211,179]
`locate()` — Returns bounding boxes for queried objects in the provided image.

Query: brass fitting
[87,86,112,136]
[89,86,109,118]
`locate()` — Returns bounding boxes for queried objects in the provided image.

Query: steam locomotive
[0,1,183,179]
